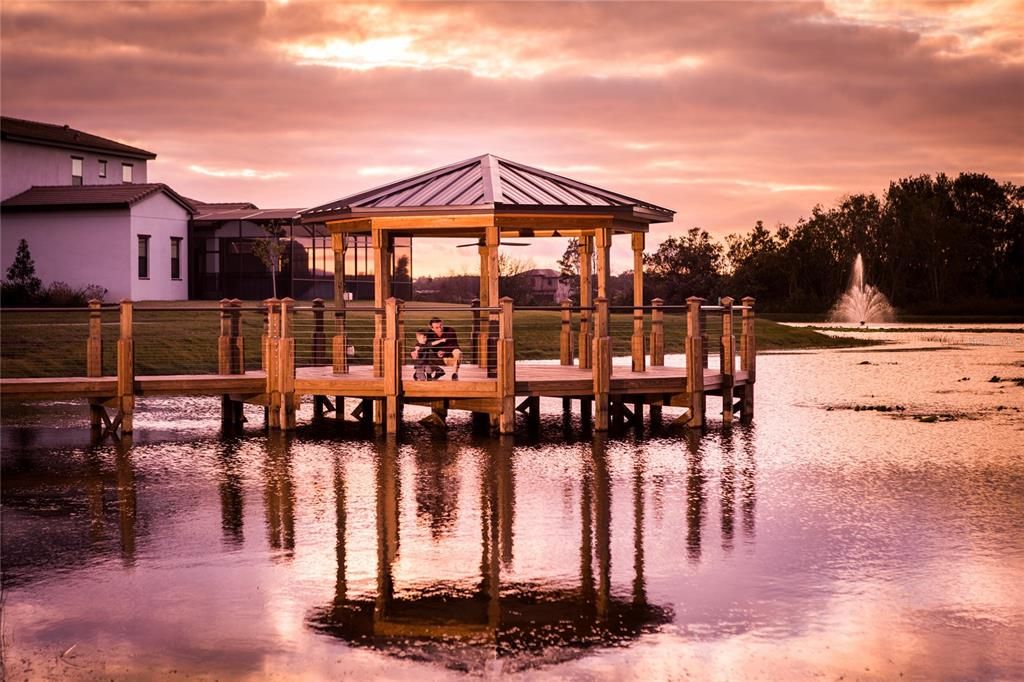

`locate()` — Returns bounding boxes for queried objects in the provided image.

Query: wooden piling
[631,232,646,373]
[649,298,664,367]
[384,297,402,433]
[560,298,574,366]
[498,297,516,434]
[87,299,104,428]
[278,298,297,430]
[685,296,706,428]
[116,299,135,434]
[578,236,593,369]
[740,296,756,422]
[720,297,735,425]
[265,298,281,429]
[592,297,611,431]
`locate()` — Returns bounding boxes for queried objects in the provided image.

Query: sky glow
[2,0,1020,275]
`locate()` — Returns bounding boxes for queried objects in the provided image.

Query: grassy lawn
[1,303,871,378]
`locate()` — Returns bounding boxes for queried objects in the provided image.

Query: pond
[2,324,1022,679]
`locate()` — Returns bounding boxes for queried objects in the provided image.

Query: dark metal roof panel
[303,153,674,221]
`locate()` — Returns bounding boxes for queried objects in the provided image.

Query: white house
[1,116,191,300]
[1,184,194,300]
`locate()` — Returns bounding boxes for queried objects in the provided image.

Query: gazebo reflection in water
[305,433,677,670]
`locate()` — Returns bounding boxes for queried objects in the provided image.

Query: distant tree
[251,223,289,299]
[497,253,535,304]
[644,227,724,303]
[6,239,42,295]
[393,255,411,282]
[2,239,43,305]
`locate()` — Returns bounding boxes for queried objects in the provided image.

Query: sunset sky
[2,1,1021,275]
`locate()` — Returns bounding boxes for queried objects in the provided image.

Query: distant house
[1,116,191,300]
[1,115,413,302]
[523,268,561,302]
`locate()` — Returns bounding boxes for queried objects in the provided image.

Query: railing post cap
[720,296,734,306]
[280,297,295,304]
[229,298,242,306]
[88,298,103,306]
[686,296,705,304]
[219,298,232,305]
[312,297,324,305]
[651,298,664,305]
[264,297,280,304]
[560,298,572,305]
[499,296,514,303]
[741,296,756,306]
[119,298,133,305]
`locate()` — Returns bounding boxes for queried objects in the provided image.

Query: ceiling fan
[455,240,529,248]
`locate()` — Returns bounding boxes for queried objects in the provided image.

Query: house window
[138,235,150,279]
[98,160,107,178]
[71,157,83,185]
[170,237,182,280]
[122,163,134,183]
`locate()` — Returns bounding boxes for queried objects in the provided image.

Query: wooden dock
[0,295,756,437]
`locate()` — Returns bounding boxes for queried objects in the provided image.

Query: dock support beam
[685,296,706,429]
[265,298,281,429]
[593,297,611,431]
[220,298,245,426]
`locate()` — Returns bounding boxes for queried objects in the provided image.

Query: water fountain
[829,253,895,324]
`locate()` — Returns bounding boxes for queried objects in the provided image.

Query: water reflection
[264,432,296,557]
[308,434,672,671]
[216,438,245,547]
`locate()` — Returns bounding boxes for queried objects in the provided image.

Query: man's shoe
[451,373,459,381]
[413,369,424,381]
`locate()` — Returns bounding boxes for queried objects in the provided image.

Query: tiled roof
[1,184,195,214]
[302,154,674,223]
[1,116,156,159]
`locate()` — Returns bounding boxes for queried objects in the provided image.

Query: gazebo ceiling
[300,154,675,231]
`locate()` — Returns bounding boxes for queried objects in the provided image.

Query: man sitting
[427,316,462,381]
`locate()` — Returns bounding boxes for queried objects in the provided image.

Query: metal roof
[1,183,194,214]
[192,207,304,222]
[1,116,157,160]
[302,154,674,223]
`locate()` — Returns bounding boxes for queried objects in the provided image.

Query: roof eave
[1,132,157,160]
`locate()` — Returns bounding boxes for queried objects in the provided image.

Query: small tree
[556,238,583,303]
[6,239,42,297]
[251,223,289,299]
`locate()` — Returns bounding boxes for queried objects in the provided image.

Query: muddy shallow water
[2,325,1023,680]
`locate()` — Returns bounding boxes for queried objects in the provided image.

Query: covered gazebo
[301,153,674,324]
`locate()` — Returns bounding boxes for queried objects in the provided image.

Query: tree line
[559,172,1022,314]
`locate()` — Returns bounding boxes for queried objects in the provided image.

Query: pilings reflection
[308,434,674,671]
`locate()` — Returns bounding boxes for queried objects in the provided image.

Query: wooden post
[230,299,244,374]
[631,232,646,373]
[595,228,611,300]
[372,227,390,379]
[685,297,706,428]
[312,298,327,365]
[383,297,402,433]
[740,296,756,422]
[116,299,135,434]
[592,297,611,431]
[578,235,593,369]
[278,298,297,430]
[265,298,281,429]
[332,233,349,376]
[649,298,664,367]
[486,224,500,379]
[478,242,490,371]
[720,297,735,425]
[470,297,482,365]
[219,298,240,426]
[559,298,574,366]
[87,299,104,428]
[497,297,516,434]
